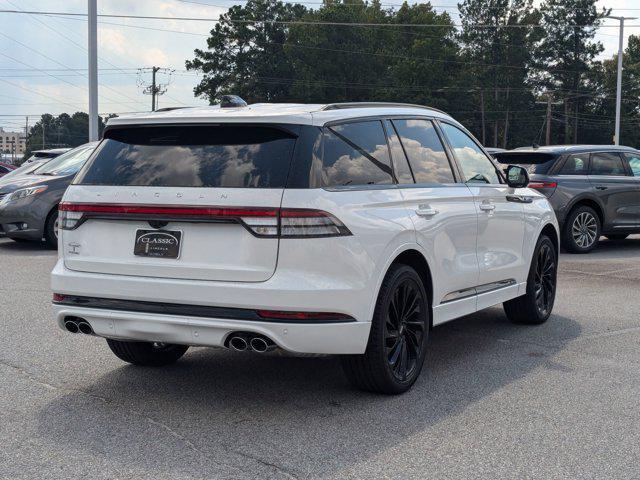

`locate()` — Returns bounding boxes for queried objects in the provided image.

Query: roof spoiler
[493,151,559,164]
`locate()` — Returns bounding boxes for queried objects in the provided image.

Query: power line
[1,9,637,28]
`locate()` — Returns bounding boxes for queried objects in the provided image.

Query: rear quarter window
[75,125,298,188]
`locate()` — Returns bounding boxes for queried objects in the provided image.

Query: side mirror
[506,165,529,188]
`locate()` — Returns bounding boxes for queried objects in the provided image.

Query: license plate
[134,229,182,259]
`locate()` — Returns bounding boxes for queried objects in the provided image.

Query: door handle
[595,185,608,190]
[416,205,439,217]
[479,202,495,212]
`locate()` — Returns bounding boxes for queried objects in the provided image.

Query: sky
[0,0,638,133]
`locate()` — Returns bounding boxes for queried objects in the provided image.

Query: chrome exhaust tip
[249,337,274,353]
[229,336,248,352]
[77,321,93,335]
[64,321,79,333]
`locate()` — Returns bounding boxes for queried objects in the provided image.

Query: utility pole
[88,0,99,141]
[138,67,173,111]
[479,90,486,146]
[42,122,45,149]
[536,95,562,145]
[606,15,637,145]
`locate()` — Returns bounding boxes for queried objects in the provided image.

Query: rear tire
[562,205,600,253]
[605,234,628,241]
[504,235,557,325]
[44,209,59,249]
[106,339,189,366]
[341,264,429,395]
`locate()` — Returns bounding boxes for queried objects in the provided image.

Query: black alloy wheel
[341,264,429,394]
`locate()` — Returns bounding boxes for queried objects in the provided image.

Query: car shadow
[37,308,581,477]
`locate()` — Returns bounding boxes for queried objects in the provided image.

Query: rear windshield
[75,125,298,188]
[493,152,559,174]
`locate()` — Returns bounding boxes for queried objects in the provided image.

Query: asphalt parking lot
[1,236,639,479]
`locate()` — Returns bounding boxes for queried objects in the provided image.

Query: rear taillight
[58,203,351,239]
[257,309,353,321]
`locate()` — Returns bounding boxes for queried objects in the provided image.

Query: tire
[562,205,601,253]
[605,234,628,241]
[106,339,189,366]
[504,235,557,325]
[44,209,59,249]
[340,264,429,395]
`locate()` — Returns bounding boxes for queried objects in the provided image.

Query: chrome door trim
[441,279,517,304]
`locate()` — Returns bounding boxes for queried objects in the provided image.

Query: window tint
[590,152,626,176]
[440,122,499,184]
[624,153,640,176]
[75,125,297,188]
[560,154,589,175]
[320,121,393,187]
[0,166,9,173]
[383,120,413,184]
[393,119,455,184]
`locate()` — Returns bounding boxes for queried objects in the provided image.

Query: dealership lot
[1,236,640,479]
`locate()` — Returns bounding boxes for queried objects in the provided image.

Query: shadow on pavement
[37,308,581,477]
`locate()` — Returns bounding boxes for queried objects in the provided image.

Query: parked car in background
[0,142,97,247]
[485,147,506,158]
[23,148,71,164]
[0,162,16,178]
[494,145,640,253]
[52,101,558,394]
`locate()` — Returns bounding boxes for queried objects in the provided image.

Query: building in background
[0,127,26,163]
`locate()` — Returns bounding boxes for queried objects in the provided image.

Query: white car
[52,100,559,394]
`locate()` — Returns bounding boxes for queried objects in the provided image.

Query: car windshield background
[393,119,455,184]
[440,122,500,184]
[318,121,393,187]
[494,152,558,174]
[33,145,95,177]
[590,152,626,176]
[75,125,297,188]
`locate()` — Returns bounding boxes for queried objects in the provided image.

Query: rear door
[61,124,299,282]
[438,121,525,307]
[588,152,639,230]
[387,118,479,316]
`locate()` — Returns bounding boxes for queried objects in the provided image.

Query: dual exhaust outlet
[228,333,276,353]
[64,317,94,335]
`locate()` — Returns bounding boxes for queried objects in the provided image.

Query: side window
[440,122,500,184]
[590,152,626,176]
[0,166,8,173]
[624,153,640,177]
[321,121,393,187]
[393,119,455,184]
[560,154,589,175]
[383,120,414,184]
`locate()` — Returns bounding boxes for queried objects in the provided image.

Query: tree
[23,112,107,162]
[185,0,307,103]
[536,0,604,143]
[458,0,542,148]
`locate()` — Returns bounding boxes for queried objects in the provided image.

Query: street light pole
[88,0,99,141]
[607,15,636,145]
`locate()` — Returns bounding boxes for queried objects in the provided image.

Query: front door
[438,122,526,309]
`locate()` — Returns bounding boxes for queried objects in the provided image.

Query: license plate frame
[134,229,182,259]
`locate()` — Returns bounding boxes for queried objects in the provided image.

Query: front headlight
[1,185,48,204]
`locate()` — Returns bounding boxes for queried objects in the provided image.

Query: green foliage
[23,112,107,163]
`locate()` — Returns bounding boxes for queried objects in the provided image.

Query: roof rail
[321,102,447,115]
[153,107,187,113]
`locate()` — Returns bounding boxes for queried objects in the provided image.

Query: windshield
[1,160,46,180]
[33,144,95,177]
[493,152,559,174]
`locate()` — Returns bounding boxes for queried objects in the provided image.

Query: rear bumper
[53,304,371,354]
[51,259,375,354]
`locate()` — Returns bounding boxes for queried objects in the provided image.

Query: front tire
[107,339,189,366]
[341,264,429,394]
[562,205,600,253]
[504,235,557,325]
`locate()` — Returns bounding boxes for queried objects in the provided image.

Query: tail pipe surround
[227,332,276,353]
[63,316,94,335]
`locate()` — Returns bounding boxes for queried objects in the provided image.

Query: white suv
[52,101,559,394]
